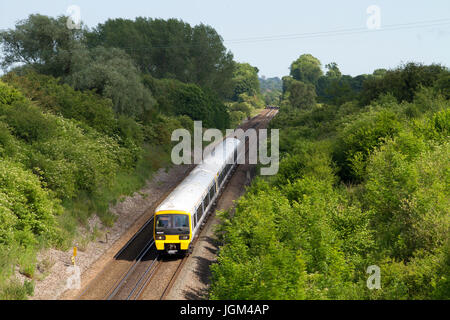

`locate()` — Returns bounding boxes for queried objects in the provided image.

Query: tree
[0,14,85,77]
[325,62,341,78]
[65,46,156,118]
[189,23,235,98]
[316,62,368,106]
[290,54,323,85]
[86,18,235,99]
[143,76,230,129]
[361,63,448,104]
[434,73,450,99]
[231,62,260,100]
[286,79,316,109]
[373,68,387,78]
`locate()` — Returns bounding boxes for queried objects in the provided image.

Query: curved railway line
[75,107,278,300]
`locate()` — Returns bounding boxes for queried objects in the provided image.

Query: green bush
[0,80,126,199]
[365,243,449,299]
[0,159,62,247]
[0,100,59,143]
[0,81,26,105]
[364,140,449,259]
[414,108,450,142]
[211,175,363,300]
[334,108,401,181]
[3,72,118,136]
[229,102,252,118]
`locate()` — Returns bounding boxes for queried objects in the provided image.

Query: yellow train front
[154,211,192,255]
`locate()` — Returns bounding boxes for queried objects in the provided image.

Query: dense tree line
[210,60,449,300]
[0,14,235,127]
[85,17,235,99]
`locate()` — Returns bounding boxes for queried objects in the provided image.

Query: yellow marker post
[71,246,77,266]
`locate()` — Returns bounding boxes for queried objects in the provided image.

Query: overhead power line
[99,17,450,51]
[224,18,450,44]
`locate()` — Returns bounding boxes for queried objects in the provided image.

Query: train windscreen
[155,214,190,235]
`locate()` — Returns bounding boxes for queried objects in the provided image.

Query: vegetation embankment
[210,57,449,300]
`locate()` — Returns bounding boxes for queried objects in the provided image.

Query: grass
[0,243,36,300]
[0,279,34,300]
[18,247,37,278]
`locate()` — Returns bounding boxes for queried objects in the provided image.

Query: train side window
[204,191,210,208]
[196,205,202,222]
[209,185,214,199]
[201,201,205,218]
[193,212,197,229]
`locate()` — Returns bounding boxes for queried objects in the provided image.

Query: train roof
[155,137,241,215]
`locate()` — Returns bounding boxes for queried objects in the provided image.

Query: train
[154,137,242,255]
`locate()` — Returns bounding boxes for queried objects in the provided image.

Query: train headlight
[155,235,166,240]
[179,235,189,240]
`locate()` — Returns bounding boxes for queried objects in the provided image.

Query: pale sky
[1,0,450,78]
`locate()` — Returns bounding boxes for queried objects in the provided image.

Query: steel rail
[127,254,161,300]
[105,238,156,300]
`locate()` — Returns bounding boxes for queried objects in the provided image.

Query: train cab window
[155,214,189,235]
[156,216,170,228]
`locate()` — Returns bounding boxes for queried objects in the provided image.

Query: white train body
[154,138,242,254]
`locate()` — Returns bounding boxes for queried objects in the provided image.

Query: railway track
[105,223,157,300]
[75,109,277,300]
